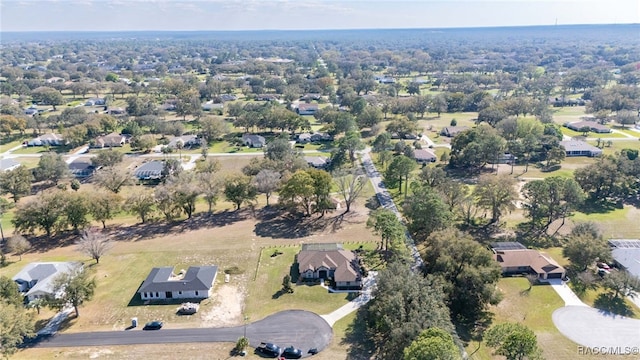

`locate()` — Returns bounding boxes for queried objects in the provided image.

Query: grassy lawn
[467,277,622,360]
[11,145,73,155]
[570,205,640,239]
[576,286,640,319]
[611,127,640,137]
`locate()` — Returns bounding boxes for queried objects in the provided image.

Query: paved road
[35,310,331,357]
[360,150,423,269]
[552,306,640,349]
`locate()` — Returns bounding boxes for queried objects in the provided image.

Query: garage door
[547,273,563,279]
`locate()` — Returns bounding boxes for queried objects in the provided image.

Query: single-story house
[68,159,96,178]
[91,133,126,148]
[491,242,566,280]
[202,101,224,112]
[25,133,65,146]
[488,152,517,164]
[106,107,126,116]
[168,135,200,149]
[296,132,332,143]
[12,262,79,302]
[85,98,106,106]
[440,126,469,137]
[242,134,266,148]
[414,149,437,164]
[297,243,362,290]
[560,140,603,157]
[134,160,165,180]
[0,158,21,172]
[565,120,611,134]
[219,94,237,102]
[24,107,38,116]
[609,239,640,279]
[296,103,319,116]
[138,266,218,301]
[304,156,330,169]
[255,94,279,102]
[300,93,322,101]
[375,75,396,84]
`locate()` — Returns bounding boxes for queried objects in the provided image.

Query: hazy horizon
[1,0,639,32]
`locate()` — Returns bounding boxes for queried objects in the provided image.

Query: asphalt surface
[34,310,332,357]
[552,306,640,348]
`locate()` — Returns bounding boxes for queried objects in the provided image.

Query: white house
[138,266,218,301]
[242,134,266,148]
[12,262,79,302]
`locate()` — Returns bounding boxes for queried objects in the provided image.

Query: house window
[346,282,350,285]
[178,291,182,295]
[195,291,199,296]
[156,292,159,297]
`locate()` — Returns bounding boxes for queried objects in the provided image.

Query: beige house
[491,242,565,280]
[297,243,362,290]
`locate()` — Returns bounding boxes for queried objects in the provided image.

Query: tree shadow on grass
[578,199,620,215]
[341,307,377,360]
[110,209,250,243]
[254,209,361,239]
[593,293,635,318]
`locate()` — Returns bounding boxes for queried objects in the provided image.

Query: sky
[1,0,639,32]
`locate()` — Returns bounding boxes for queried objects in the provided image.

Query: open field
[1,202,379,359]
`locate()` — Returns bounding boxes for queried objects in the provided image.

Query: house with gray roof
[138,266,218,301]
[414,149,437,164]
[0,158,21,172]
[134,160,165,180]
[440,126,469,138]
[304,156,329,169]
[609,239,640,279]
[560,140,603,157]
[297,243,362,290]
[242,134,266,148]
[565,120,611,134]
[12,262,79,302]
[25,133,65,146]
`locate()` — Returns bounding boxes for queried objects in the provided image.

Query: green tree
[124,190,156,224]
[61,191,90,232]
[198,172,222,213]
[34,152,69,185]
[356,106,383,129]
[367,262,455,359]
[13,192,65,236]
[93,166,132,194]
[372,133,391,153]
[89,191,122,228]
[403,327,461,360]
[366,208,406,259]
[474,174,517,224]
[0,303,35,358]
[224,175,257,210]
[385,155,416,196]
[422,228,502,324]
[563,225,610,271]
[169,172,200,219]
[199,115,229,142]
[282,274,294,294]
[31,86,65,110]
[574,156,631,203]
[338,131,365,164]
[602,270,640,299]
[0,165,32,202]
[131,134,157,153]
[521,177,585,232]
[484,323,541,360]
[48,265,96,317]
[91,150,124,168]
[403,184,452,242]
[0,276,23,306]
[449,125,506,170]
[279,170,315,215]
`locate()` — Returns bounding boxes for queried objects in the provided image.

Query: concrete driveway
[35,310,332,358]
[552,306,640,348]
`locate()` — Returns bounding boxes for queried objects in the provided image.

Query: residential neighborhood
[0,13,639,360]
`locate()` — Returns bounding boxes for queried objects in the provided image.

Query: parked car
[281,346,302,359]
[143,321,163,330]
[256,342,281,358]
[597,262,611,270]
[597,268,610,276]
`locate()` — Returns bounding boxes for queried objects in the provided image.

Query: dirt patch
[200,283,245,327]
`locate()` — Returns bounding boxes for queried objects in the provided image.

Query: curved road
[34,310,332,357]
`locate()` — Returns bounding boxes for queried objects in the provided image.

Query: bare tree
[334,169,366,212]
[253,169,281,206]
[76,229,113,264]
[7,235,31,261]
[198,173,221,213]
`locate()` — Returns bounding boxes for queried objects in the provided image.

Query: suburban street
[35,310,332,357]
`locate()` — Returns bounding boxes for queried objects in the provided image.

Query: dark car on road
[142,321,163,330]
[281,346,302,359]
[256,342,281,358]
